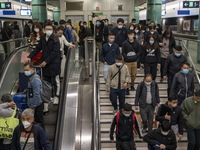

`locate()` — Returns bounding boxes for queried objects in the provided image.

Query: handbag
[21,51,30,64]
[0,107,19,139]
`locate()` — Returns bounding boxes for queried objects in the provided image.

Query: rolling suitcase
[18,71,29,93]
[13,93,27,111]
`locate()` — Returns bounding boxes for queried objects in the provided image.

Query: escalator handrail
[181,40,200,85]
[0,45,28,86]
[0,37,28,44]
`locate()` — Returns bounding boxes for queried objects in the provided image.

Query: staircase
[99,63,188,150]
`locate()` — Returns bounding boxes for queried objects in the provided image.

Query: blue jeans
[110,88,126,110]
[103,64,110,80]
[187,128,200,150]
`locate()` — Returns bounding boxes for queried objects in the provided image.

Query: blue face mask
[24,71,32,76]
[83,25,87,28]
[118,25,123,29]
[175,53,181,57]
[109,39,115,43]
[149,41,154,45]
[96,22,100,26]
[182,69,189,74]
[124,113,131,117]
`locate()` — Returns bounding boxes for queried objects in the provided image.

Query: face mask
[22,121,31,129]
[130,27,134,30]
[175,53,181,57]
[116,62,122,66]
[145,81,152,85]
[172,103,177,108]
[141,30,145,33]
[104,23,108,26]
[124,113,131,117]
[149,41,154,45]
[24,71,32,76]
[128,36,134,40]
[118,25,123,29]
[96,22,100,26]
[182,69,189,74]
[45,30,53,36]
[83,25,87,28]
[150,32,154,34]
[135,30,139,33]
[109,39,115,43]
[34,28,39,33]
[161,130,169,136]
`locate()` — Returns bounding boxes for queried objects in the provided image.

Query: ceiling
[47,0,60,8]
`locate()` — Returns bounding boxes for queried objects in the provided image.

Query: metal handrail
[0,37,28,44]
[181,40,200,84]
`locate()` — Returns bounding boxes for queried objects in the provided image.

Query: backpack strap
[115,111,121,134]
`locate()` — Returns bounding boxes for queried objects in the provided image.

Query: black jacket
[170,71,194,98]
[110,111,141,141]
[141,45,161,64]
[156,103,184,135]
[143,128,177,150]
[163,54,187,76]
[162,37,176,54]
[111,27,128,47]
[135,81,160,108]
[103,24,112,43]
[28,33,61,77]
[122,40,141,62]
[95,26,103,42]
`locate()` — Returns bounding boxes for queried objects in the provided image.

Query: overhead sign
[183,1,199,8]
[0,2,12,9]
[3,10,15,15]
[20,9,32,16]
[177,10,190,15]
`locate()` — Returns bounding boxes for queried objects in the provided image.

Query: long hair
[145,35,159,50]
[162,28,173,39]
[30,23,44,41]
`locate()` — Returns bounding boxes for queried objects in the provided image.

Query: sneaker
[113,109,118,115]
[131,86,135,91]
[126,88,130,95]
[53,96,59,104]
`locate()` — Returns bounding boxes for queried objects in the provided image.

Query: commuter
[144,25,160,43]
[170,63,194,106]
[23,62,44,126]
[140,25,148,46]
[13,25,22,48]
[134,24,144,45]
[28,23,44,49]
[111,18,128,51]
[59,20,73,55]
[129,24,135,31]
[78,25,87,58]
[156,96,184,140]
[110,103,141,150]
[106,55,130,113]
[143,120,177,150]
[12,109,51,150]
[163,46,187,97]
[122,30,141,94]
[83,21,92,37]
[156,24,162,35]
[101,33,120,84]
[181,89,200,150]
[103,19,112,44]
[159,29,176,82]
[135,74,160,133]
[53,22,59,30]
[0,93,16,150]
[131,18,137,25]
[2,22,13,56]
[67,24,79,45]
[24,20,33,38]
[146,19,151,27]
[141,35,161,80]
[95,20,103,55]
[89,20,94,36]
[26,22,61,107]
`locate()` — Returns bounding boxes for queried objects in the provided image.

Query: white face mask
[150,32,154,34]
[161,130,169,136]
[128,36,134,40]
[135,30,139,33]
[45,30,53,36]
[116,62,123,66]
[145,81,152,85]
[22,121,31,129]
[34,28,39,33]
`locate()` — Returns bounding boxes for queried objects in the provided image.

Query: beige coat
[106,64,130,89]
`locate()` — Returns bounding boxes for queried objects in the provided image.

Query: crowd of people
[0,17,199,150]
